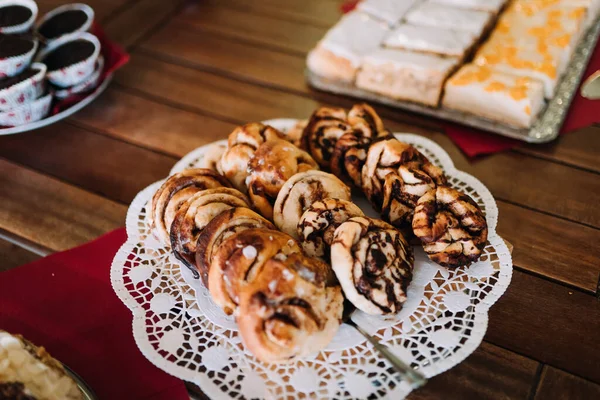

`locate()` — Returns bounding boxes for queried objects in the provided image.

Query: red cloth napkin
[51,23,130,114]
[0,229,189,400]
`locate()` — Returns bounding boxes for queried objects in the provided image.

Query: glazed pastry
[297,198,364,259]
[301,106,352,169]
[412,186,488,268]
[195,207,275,286]
[236,253,343,363]
[405,2,493,36]
[285,119,308,149]
[357,0,419,26]
[362,137,446,230]
[196,142,227,172]
[273,170,351,239]
[219,123,285,192]
[0,330,83,400]
[150,168,230,245]
[208,229,301,315]
[384,23,478,58]
[246,138,318,220]
[330,217,413,315]
[170,188,250,273]
[331,104,391,186]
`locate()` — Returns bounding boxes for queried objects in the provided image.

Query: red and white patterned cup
[0,62,46,111]
[0,37,37,78]
[35,3,94,44]
[54,55,103,99]
[0,0,38,34]
[36,32,100,88]
[0,92,52,126]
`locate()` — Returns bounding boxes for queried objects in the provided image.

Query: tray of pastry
[306,0,600,143]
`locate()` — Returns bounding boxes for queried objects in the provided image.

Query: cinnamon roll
[197,142,227,172]
[273,170,351,239]
[347,103,388,138]
[236,253,343,363]
[285,119,308,149]
[412,186,488,268]
[301,106,352,169]
[219,123,285,192]
[246,138,318,220]
[297,198,364,259]
[362,138,446,229]
[150,168,230,245]
[331,217,413,315]
[208,229,301,316]
[170,188,250,272]
[195,207,274,285]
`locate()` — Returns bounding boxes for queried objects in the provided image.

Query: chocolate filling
[0,382,37,400]
[0,5,32,27]
[42,39,95,71]
[0,68,38,90]
[38,9,88,39]
[0,34,34,58]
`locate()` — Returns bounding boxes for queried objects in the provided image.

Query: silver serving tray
[307,19,600,143]
[63,364,98,400]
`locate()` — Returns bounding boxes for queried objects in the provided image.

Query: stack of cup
[0,0,50,126]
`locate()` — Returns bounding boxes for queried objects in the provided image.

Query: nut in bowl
[36,31,100,88]
[0,0,38,34]
[0,61,45,110]
[36,3,94,44]
[0,91,51,126]
[0,33,37,77]
[54,55,103,99]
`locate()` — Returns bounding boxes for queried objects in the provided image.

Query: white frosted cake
[0,331,83,400]
[357,0,419,25]
[356,48,459,106]
[384,23,477,57]
[405,2,493,36]
[443,64,545,128]
[307,11,389,82]
[474,2,587,97]
[429,0,507,13]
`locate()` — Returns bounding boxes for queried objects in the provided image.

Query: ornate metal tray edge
[306,19,600,143]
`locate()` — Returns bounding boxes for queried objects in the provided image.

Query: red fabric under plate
[0,229,189,400]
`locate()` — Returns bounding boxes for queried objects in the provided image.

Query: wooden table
[1,1,599,398]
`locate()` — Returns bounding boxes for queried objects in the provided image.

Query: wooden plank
[0,238,41,273]
[36,0,128,21]
[409,343,538,400]
[535,366,600,400]
[519,126,600,174]
[487,270,600,383]
[69,87,237,157]
[174,1,326,55]
[115,55,600,229]
[103,0,185,48]
[0,159,126,252]
[0,122,175,204]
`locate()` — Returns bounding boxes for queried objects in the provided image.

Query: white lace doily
[111,119,512,399]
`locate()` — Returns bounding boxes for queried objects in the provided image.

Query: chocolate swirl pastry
[330,104,391,187]
[246,138,318,220]
[236,253,343,363]
[298,198,364,259]
[285,119,308,149]
[412,186,488,268]
[169,188,250,273]
[150,169,230,245]
[362,138,446,229]
[197,143,227,172]
[331,217,414,315]
[301,106,352,169]
[219,122,285,192]
[208,229,301,315]
[273,170,351,239]
[195,208,275,286]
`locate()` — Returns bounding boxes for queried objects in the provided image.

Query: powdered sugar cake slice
[429,0,507,13]
[307,11,389,82]
[474,2,588,97]
[357,0,419,25]
[443,64,545,128]
[384,23,477,57]
[356,48,459,106]
[405,1,493,36]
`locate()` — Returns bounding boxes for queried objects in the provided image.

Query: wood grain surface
[1,0,598,398]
